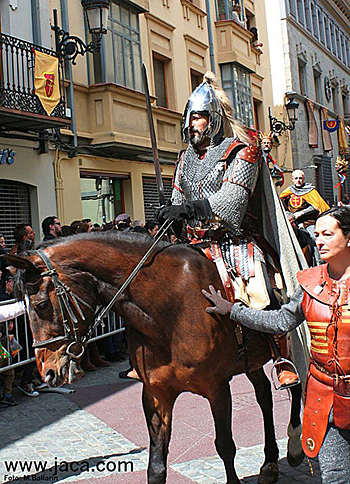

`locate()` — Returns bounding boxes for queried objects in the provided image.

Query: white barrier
[0,299,125,373]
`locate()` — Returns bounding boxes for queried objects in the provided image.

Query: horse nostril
[45,369,56,385]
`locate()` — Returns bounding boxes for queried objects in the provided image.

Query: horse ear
[2,254,41,275]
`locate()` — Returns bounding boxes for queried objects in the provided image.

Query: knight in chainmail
[160,72,262,282]
[159,72,299,388]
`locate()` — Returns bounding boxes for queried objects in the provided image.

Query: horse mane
[35,231,172,252]
[13,232,202,300]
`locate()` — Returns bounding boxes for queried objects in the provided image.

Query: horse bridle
[30,249,95,359]
[28,219,174,359]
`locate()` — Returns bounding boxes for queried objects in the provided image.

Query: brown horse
[5,232,303,484]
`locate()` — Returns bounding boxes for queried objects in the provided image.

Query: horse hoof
[287,450,305,467]
[258,462,279,484]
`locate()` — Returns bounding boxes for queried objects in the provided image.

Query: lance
[92,68,174,328]
[142,64,166,208]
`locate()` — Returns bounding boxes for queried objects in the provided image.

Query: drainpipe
[205,0,216,73]
[60,0,78,155]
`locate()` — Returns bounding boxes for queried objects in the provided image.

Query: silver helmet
[183,81,223,143]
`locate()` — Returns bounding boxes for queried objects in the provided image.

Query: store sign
[0,148,16,165]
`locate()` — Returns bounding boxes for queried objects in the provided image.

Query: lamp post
[269,97,299,136]
[52,0,110,65]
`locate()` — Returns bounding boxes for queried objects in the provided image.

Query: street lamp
[82,0,109,38]
[52,0,110,65]
[269,97,299,136]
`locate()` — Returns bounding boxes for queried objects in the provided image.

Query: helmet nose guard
[183,82,222,143]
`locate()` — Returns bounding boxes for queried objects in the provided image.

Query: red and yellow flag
[34,50,60,115]
[338,118,349,155]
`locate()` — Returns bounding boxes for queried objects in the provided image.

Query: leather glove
[202,285,233,316]
[158,199,212,223]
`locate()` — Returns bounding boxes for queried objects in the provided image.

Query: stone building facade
[266,0,350,203]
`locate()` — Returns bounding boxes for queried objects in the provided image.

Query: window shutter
[142,177,172,221]
[0,180,32,246]
[153,58,167,108]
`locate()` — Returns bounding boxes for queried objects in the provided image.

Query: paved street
[0,360,320,483]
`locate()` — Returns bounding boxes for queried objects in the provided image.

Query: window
[336,29,342,61]
[324,16,331,50]
[153,56,167,108]
[332,85,339,114]
[80,175,125,225]
[341,35,347,66]
[253,99,261,131]
[288,0,297,17]
[298,58,307,96]
[304,0,312,31]
[31,0,41,45]
[318,9,325,44]
[311,3,319,38]
[330,22,336,55]
[296,0,305,24]
[313,68,322,103]
[104,2,142,91]
[217,0,227,20]
[190,69,202,92]
[221,63,254,127]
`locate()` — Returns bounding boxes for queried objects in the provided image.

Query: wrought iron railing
[0,32,67,119]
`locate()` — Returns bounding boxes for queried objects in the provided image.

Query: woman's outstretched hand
[202,285,233,315]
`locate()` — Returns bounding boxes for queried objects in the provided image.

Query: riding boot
[89,342,110,368]
[81,347,96,372]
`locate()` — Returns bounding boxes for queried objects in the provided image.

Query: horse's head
[4,249,97,386]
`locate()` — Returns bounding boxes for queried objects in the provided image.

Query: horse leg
[246,368,279,484]
[287,383,304,467]
[208,382,241,484]
[142,386,177,484]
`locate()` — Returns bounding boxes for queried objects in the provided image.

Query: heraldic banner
[34,50,60,115]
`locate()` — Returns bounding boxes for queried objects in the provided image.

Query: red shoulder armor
[237,146,260,164]
[220,140,246,161]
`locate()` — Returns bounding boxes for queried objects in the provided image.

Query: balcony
[214,18,261,73]
[0,33,70,133]
[72,82,183,162]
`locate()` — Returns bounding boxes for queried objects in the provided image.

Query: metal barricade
[0,299,125,373]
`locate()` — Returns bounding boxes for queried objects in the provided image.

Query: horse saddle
[201,242,273,311]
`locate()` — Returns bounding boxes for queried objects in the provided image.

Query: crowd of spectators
[0,212,162,407]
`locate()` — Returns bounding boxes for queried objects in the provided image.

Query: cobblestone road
[0,360,321,483]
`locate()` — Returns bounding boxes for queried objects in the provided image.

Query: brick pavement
[0,360,321,483]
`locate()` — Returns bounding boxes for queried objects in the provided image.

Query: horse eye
[36,301,49,311]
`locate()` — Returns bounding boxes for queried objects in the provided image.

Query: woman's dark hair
[70,220,81,234]
[317,206,350,235]
[76,221,90,233]
[61,225,73,237]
